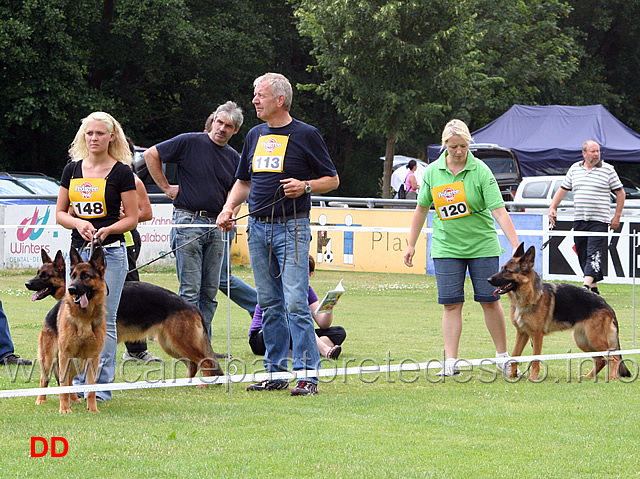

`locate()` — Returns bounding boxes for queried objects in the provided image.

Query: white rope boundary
[2,221,639,400]
[2,348,639,399]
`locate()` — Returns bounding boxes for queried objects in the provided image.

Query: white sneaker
[122,350,162,363]
[436,358,460,377]
[496,355,521,377]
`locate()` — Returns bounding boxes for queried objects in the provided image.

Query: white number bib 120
[431,181,471,221]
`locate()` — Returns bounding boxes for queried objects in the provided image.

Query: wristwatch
[304,181,312,194]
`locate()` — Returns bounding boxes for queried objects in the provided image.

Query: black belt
[254,211,309,223]
[176,208,218,218]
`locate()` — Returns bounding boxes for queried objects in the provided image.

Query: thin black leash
[541,216,556,250]
[267,186,300,280]
[128,190,289,274]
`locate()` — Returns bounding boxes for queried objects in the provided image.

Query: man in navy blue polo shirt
[145,101,243,340]
[217,73,339,395]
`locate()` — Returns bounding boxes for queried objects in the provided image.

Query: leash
[128,190,290,274]
[541,216,556,250]
[267,186,301,280]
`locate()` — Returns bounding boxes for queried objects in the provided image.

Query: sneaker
[247,379,290,392]
[290,381,318,396]
[496,356,522,377]
[0,354,32,366]
[436,358,460,377]
[122,350,162,363]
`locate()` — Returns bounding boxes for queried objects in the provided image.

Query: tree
[0,0,100,171]
[295,0,478,198]
[463,0,582,129]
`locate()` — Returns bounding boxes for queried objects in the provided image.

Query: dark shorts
[248,326,346,356]
[573,220,607,282]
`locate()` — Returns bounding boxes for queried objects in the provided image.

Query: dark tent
[427,104,640,176]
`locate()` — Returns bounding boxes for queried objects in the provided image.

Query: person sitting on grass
[249,255,346,360]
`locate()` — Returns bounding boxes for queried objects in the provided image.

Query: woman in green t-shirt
[404,119,520,377]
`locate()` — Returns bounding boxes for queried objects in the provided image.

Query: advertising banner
[2,204,639,284]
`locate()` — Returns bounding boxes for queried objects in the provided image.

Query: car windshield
[0,178,34,195]
[481,157,517,174]
[16,177,60,195]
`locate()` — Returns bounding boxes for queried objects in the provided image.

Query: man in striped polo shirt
[548,140,625,294]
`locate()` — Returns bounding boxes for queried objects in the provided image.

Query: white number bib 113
[252,134,289,173]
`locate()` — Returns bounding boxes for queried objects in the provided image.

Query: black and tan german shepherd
[36,246,107,413]
[488,243,631,381]
[28,249,224,405]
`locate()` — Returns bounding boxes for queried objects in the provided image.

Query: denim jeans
[73,243,127,402]
[170,209,224,340]
[219,229,257,317]
[247,216,320,383]
[433,256,501,304]
[0,299,16,361]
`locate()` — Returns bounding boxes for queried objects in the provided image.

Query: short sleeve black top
[60,160,136,247]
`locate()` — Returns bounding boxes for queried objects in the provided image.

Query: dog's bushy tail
[613,316,632,378]
[618,360,631,378]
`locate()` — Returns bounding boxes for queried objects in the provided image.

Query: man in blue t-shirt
[217,73,339,396]
[145,101,243,340]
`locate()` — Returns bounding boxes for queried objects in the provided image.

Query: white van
[513,175,640,215]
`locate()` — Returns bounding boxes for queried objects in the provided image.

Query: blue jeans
[170,209,224,340]
[0,299,16,361]
[73,244,127,402]
[247,216,320,383]
[219,229,257,317]
[433,257,500,304]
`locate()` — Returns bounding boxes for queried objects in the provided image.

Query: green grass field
[1,266,639,478]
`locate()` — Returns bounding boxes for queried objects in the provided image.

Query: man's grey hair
[214,101,244,130]
[253,72,293,111]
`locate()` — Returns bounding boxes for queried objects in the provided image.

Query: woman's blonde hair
[441,119,472,147]
[68,111,132,165]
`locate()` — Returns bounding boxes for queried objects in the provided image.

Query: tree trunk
[382,135,396,199]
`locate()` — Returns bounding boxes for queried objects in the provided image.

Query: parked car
[0,173,54,205]
[469,144,522,202]
[427,143,522,202]
[6,172,60,195]
[513,175,640,215]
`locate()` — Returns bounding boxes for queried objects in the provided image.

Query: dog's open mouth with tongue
[72,291,93,309]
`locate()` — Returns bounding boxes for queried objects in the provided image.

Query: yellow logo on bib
[252,134,289,173]
[68,177,107,219]
[431,181,471,221]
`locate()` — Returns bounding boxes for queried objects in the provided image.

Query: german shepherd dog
[488,243,631,381]
[36,246,107,413]
[28,250,224,408]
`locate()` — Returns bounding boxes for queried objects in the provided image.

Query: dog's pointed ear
[514,242,525,257]
[89,247,106,276]
[41,249,52,264]
[69,247,82,269]
[521,245,536,269]
[54,250,65,274]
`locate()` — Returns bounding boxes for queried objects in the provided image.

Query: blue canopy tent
[427,105,640,176]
